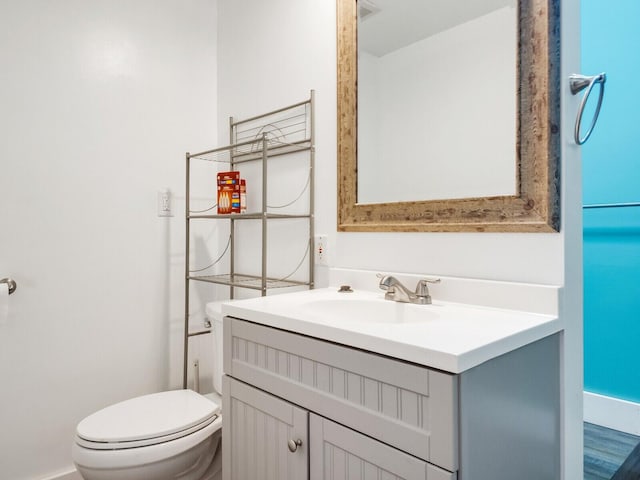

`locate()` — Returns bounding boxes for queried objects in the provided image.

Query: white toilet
[72,303,225,480]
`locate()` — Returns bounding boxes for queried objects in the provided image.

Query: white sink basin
[222,287,561,373]
[302,298,439,324]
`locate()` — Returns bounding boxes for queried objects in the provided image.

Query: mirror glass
[356,0,518,204]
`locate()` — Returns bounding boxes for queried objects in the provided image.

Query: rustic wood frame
[337,0,561,232]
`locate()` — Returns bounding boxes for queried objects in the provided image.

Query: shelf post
[183,152,191,389]
[229,116,235,299]
[309,90,315,289]
[261,133,268,296]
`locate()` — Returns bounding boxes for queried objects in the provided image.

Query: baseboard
[584,391,640,436]
[41,469,81,480]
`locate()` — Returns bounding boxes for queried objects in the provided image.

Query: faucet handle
[415,278,441,300]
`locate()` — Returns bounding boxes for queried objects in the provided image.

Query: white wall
[0,1,217,478]
[358,6,517,203]
[560,0,584,478]
[217,0,582,478]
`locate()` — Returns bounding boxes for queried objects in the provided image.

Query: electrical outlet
[158,189,173,217]
[314,234,328,266]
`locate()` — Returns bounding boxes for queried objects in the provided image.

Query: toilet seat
[76,389,219,450]
[73,416,222,473]
[76,414,219,449]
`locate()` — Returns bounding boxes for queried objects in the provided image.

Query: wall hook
[570,73,606,145]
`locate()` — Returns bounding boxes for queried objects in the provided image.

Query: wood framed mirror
[337,0,560,232]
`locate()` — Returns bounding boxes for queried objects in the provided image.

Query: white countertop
[221,287,562,373]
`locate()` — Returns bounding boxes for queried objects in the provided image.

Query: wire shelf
[189,273,311,290]
[188,212,312,220]
[188,137,311,164]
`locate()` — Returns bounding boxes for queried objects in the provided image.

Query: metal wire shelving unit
[183,91,315,388]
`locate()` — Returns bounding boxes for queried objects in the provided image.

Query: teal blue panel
[582,0,640,403]
[583,207,640,402]
[582,0,640,205]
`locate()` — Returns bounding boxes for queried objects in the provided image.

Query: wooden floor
[585,422,640,480]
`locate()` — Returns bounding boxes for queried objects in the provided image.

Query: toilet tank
[205,302,224,396]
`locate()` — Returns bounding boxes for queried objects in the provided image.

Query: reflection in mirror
[337,0,561,232]
[357,0,518,203]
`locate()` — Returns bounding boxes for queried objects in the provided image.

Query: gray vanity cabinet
[222,317,458,479]
[222,316,560,480]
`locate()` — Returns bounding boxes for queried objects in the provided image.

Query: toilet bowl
[72,303,225,480]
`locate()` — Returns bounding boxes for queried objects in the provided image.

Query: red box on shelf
[217,171,241,214]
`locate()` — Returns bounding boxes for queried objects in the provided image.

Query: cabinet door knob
[287,438,303,453]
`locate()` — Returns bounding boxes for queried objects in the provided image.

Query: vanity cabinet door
[222,376,308,480]
[309,414,456,480]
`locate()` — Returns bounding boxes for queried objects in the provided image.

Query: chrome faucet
[378,275,440,305]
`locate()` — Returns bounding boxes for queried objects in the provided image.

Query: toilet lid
[77,389,220,444]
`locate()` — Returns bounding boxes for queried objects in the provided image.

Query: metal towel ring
[570,73,606,145]
[0,278,17,295]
